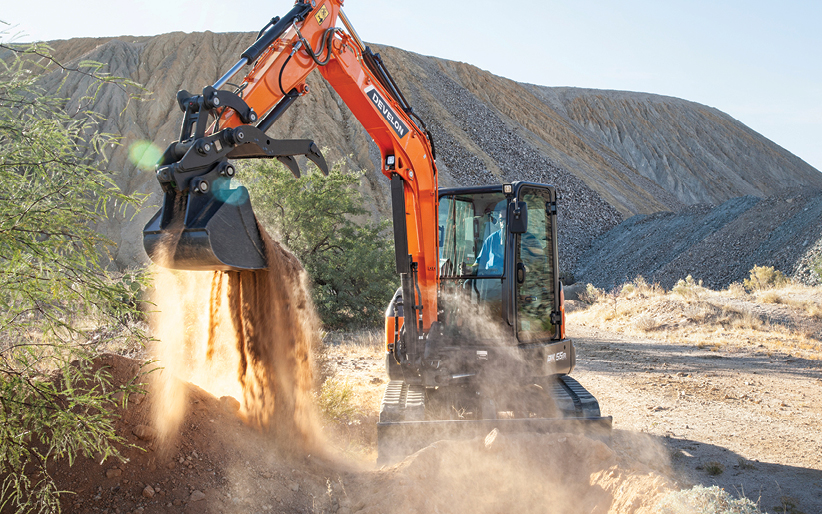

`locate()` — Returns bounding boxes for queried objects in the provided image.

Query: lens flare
[212,177,250,206]
[129,140,162,171]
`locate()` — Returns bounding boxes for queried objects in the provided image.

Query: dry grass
[317,329,387,458]
[656,485,762,514]
[760,290,783,304]
[317,376,359,422]
[723,282,748,299]
[569,276,822,359]
[703,461,725,476]
[322,329,385,360]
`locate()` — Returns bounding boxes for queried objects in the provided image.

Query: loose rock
[132,425,158,441]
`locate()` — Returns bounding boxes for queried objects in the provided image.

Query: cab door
[513,184,559,343]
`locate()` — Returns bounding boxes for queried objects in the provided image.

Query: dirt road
[570,324,822,514]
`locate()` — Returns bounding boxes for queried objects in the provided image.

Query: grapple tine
[277,156,301,178]
[306,142,329,175]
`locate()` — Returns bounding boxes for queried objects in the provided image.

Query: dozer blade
[377,415,613,465]
[143,183,266,271]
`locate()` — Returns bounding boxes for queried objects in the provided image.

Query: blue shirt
[476,229,504,276]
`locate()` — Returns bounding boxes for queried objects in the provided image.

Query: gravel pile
[400,53,622,271]
[575,188,822,289]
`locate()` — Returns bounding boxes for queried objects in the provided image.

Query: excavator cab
[379,182,607,463]
[436,182,563,346]
[385,182,568,381]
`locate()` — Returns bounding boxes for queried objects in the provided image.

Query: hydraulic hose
[278,41,302,96]
[295,26,339,67]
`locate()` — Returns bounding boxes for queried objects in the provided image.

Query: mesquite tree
[0,39,146,513]
[244,159,397,330]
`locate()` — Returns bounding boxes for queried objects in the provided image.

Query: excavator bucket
[143,183,266,271]
[142,132,328,271]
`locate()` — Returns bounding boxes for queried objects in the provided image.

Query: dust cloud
[148,229,321,452]
[353,430,674,514]
[145,229,679,514]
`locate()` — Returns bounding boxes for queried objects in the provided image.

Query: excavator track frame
[377,376,612,464]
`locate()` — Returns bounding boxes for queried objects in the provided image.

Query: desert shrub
[578,284,604,304]
[743,265,788,291]
[0,40,145,512]
[730,309,763,330]
[724,282,747,298]
[656,485,762,514]
[808,253,822,286]
[780,298,822,321]
[317,377,358,423]
[805,302,822,320]
[672,275,705,299]
[632,275,661,296]
[243,160,396,330]
[704,461,725,475]
[759,291,783,304]
[683,301,722,324]
[633,314,660,332]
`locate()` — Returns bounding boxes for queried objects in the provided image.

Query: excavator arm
[142,0,439,369]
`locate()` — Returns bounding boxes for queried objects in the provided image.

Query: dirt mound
[576,188,822,289]
[50,353,340,513]
[51,354,676,514]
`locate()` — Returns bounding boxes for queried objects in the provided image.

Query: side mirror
[508,201,528,234]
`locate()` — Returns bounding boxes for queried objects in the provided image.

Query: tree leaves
[0,42,147,512]
[244,160,397,330]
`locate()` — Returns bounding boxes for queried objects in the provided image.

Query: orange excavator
[143,0,610,462]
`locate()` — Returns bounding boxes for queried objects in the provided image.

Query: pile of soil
[575,188,822,289]
[51,353,676,514]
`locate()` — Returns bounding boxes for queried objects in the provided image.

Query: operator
[476,202,506,276]
[474,202,506,309]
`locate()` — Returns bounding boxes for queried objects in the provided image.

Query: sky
[3,0,820,171]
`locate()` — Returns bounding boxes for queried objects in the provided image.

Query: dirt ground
[571,325,822,514]
[49,330,821,514]
[46,288,822,514]
[49,352,676,514]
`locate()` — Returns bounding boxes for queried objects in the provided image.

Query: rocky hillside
[576,189,822,290]
[13,32,822,281]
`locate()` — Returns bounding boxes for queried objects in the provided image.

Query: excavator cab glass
[438,183,561,343]
[438,192,507,280]
[437,189,508,329]
[514,186,558,342]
